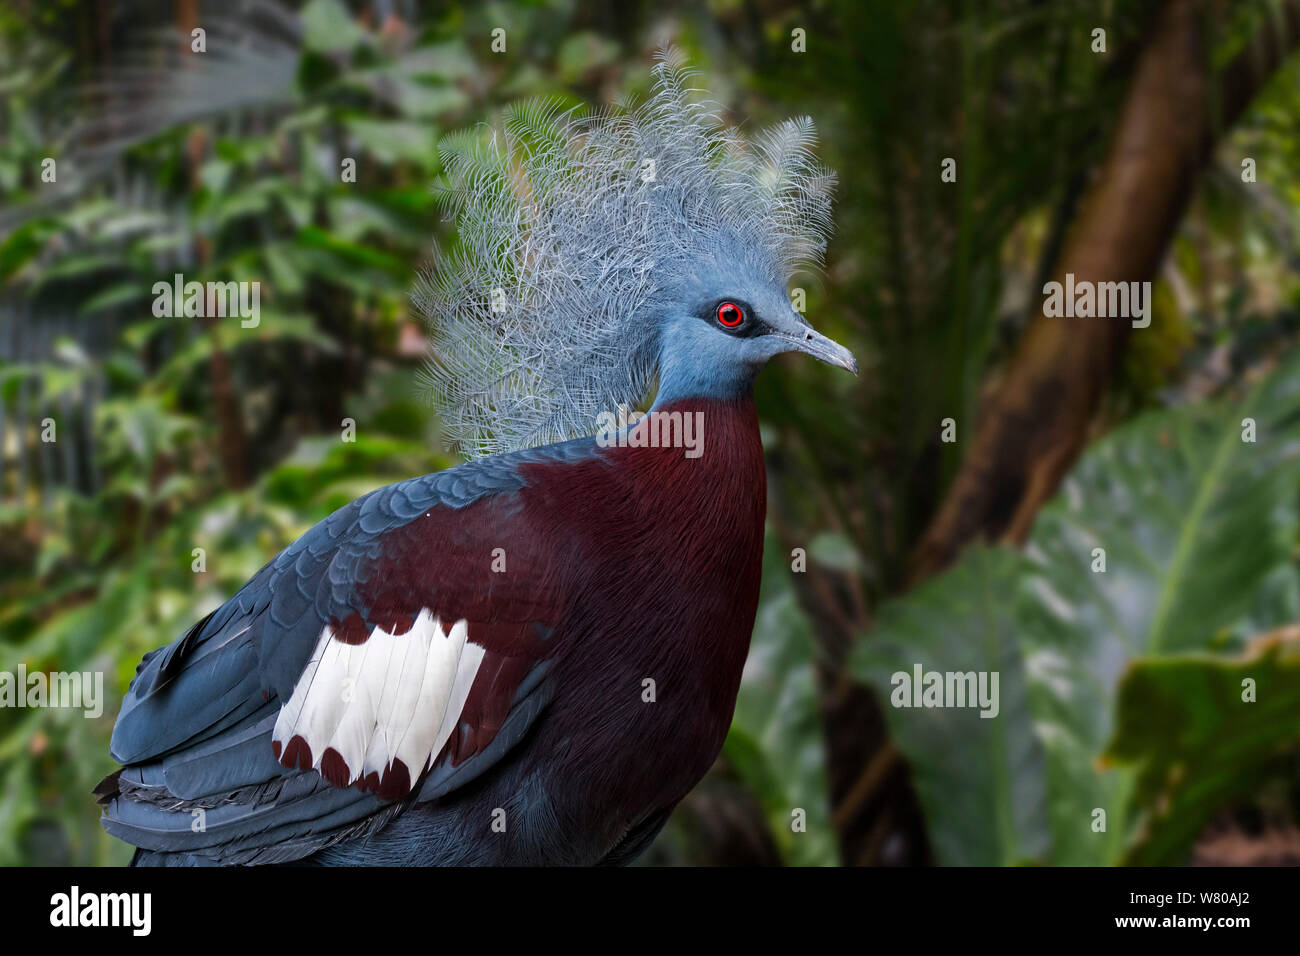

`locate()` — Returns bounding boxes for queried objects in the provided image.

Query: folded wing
[98,441,592,865]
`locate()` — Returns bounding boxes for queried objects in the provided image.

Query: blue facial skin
[651,258,857,408]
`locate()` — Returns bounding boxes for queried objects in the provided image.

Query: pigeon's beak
[780,325,858,375]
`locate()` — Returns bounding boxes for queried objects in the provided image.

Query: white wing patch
[272,609,485,797]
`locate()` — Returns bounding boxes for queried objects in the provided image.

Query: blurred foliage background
[1,0,1299,866]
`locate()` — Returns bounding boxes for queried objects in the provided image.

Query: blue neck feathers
[651,316,758,410]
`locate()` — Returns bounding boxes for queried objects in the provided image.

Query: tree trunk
[908,0,1300,583]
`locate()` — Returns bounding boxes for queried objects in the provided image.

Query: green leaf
[296,225,409,277]
[1023,354,1300,863]
[342,117,436,165]
[29,253,124,293]
[263,241,305,297]
[726,529,836,866]
[807,530,864,574]
[0,217,57,279]
[1104,634,1300,865]
[326,196,415,243]
[390,42,478,83]
[348,71,468,119]
[79,281,149,315]
[556,32,621,83]
[852,348,1300,864]
[300,0,368,55]
[853,546,1052,865]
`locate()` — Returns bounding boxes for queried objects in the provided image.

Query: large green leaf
[852,349,1300,864]
[1024,354,1300,863]
[724,530,836,866]
[1104,633,1300,865]
[854,546,1052,865]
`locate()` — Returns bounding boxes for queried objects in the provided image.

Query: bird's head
[651,237,856,404]
[420,48,853,456]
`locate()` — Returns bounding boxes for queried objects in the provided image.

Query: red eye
[716,302,744,328]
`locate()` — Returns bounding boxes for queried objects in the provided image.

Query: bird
[96,50,855,866]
